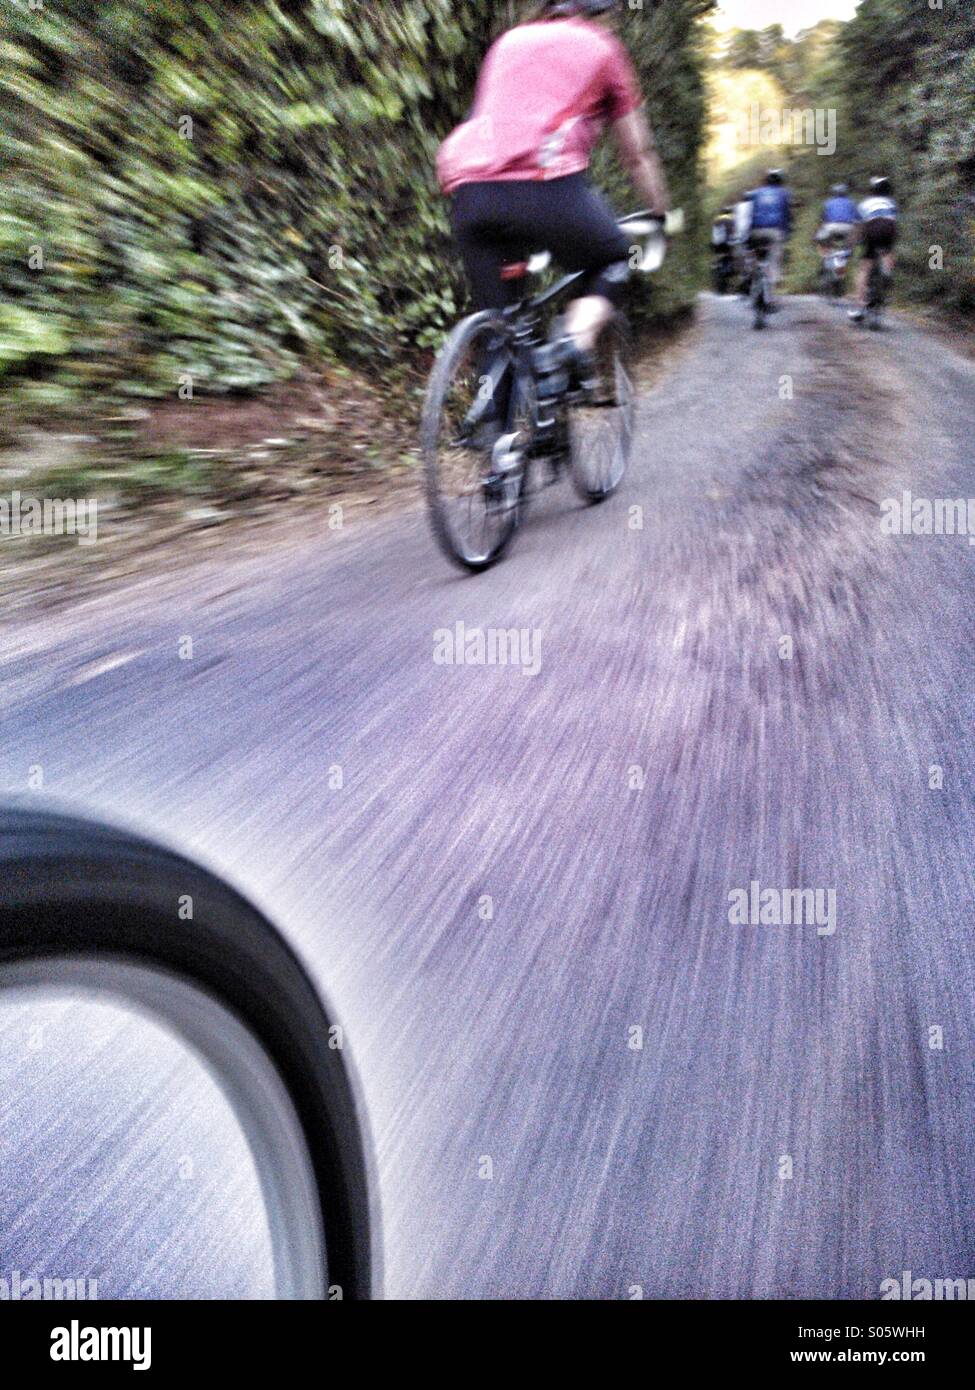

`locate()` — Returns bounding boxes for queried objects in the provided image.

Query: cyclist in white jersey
[849,177,898,322]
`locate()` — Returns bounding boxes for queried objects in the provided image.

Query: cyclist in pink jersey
[437,0,669,416]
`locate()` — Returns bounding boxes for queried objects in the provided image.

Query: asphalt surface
[2,294,974,1299]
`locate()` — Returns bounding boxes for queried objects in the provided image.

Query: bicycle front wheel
[569,314,634,504]
[0,808,379,1300]
[422,311,527,573]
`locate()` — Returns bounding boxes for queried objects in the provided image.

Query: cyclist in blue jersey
[745,170,792,308]
[816,183,860,257]
[849,177,898,322]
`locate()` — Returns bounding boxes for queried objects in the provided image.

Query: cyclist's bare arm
[613,110,669,216]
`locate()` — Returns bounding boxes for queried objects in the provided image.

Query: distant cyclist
[732,194,754,290]
[744,170,792,308]
[815,183,860,262]
[711,205,736,250]
[733,194,753,246]
[436,0,669,442]
[711,204,737,292]
[849,177,898,323]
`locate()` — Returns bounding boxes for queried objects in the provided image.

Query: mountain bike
[0,806,380,1300]
[864,256,889,331]
[711,245,736,295]
[818,233,852,301]
[422,212,674,573]
[747,232,776,331]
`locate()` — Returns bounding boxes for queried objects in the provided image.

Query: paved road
[2,296,974,1299]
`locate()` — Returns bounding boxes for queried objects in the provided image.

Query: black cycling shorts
[861,217,898,260]
[451,173,631,311]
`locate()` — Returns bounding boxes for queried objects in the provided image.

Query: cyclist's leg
[521,175,631,353]
[451,184,524,436]
[855,237,874,306]
[880,223,898,282]
[849,233,876,319]
[852,264,868,310]
[452,183,522,312]
[767,231,784,291]
[750,232,771,290]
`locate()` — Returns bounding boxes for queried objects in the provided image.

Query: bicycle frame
[485,269,590,454]
[493,210,663,450]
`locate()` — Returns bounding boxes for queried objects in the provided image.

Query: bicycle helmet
[870,176,892,195]
[766,169,785,186]
[547,1,618,15]
[830,183,849,196]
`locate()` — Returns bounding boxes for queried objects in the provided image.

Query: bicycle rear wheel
[422,311,528,572]
[568,314,634,504]
[867,264,885,330]
[752,269,768,329]
[0,808,379,1300]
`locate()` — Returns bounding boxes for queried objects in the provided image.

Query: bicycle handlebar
[619,208,684,275]
[619,209,685,237]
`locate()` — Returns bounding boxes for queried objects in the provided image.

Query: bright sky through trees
[714,0,861,39]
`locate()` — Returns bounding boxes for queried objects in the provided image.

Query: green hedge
[1,0,714,406]
[830,0,975,314]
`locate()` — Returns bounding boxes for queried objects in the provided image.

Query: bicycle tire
[422,311,523,573]
[0,806,379,1300]
[874,268,886,327]
[569,314,634,504]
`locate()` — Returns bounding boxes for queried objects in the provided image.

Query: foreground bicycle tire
[0,807,379,1300]
[422,310,523,573]
[569,314,634,504]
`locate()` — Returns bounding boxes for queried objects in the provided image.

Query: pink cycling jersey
[436,18,642,197]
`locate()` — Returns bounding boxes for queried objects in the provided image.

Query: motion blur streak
[1,298,974,1297]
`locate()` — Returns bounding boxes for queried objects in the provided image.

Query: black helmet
[548,0,618,14]
[831,183,849,196]
[870,176,892,195]
[721,205,734,215]
[766,169,785,186]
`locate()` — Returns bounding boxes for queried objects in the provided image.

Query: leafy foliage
[1,0,715,405]
[603,0,717,322]
[828,0,975,314]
